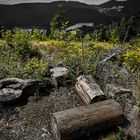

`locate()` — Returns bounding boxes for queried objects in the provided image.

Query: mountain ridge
[0,0,139,28]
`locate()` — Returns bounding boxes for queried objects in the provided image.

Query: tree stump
[51,99,125,140]
[75,75,106,105]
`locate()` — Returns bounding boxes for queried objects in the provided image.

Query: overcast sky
[0,0,127,5]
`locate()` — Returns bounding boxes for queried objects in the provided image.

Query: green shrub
[2,29,41,61]
[123,37,140,72]
[124,48,140,72]
[31,29,47,41]
[50,9,69,39]
[103,127,133,140]
[0,55,49,84]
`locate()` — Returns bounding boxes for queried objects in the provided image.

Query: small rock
[50,67,68,78]
[50,67,68,88]
[0,88,22,102]
[105,84,132,98]
[0,78,24,88]
[0,78,42,102]
[105,84,140,139]
[128,105,140,139]
[6,83,22,90]
[22,80,42,94]
[41,133,47,138]
[42,127,47,133]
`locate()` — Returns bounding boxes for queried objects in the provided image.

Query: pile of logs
[51,75,125,140]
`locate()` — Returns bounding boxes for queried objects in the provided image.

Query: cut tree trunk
[75,75,106,105]
[51,99,125,140]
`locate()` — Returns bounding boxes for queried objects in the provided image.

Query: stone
[0,88,22,102]
[128,105,140,139]
[6,83,23,89]
[105,84,132,98]
[0,78,43,102]
[105,84,140,139]
[22,80,42,93]
[50,67,68,78]
[50,67,68,88]
[0,78,24,88]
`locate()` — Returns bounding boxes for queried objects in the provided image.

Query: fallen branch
[99,45,121,65]
[96,45,123,75]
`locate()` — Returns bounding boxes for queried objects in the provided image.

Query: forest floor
[0,31,139,140]
[0,87,82,140]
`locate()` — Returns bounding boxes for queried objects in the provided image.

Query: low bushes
[123,37,140,72]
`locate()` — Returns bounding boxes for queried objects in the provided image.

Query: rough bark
[75,75,106,105]
[51,99,125,140]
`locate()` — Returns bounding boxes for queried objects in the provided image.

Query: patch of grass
[102,127,134,140]
[0,28,140,91]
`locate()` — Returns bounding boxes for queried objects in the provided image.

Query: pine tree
[50,9,69,37]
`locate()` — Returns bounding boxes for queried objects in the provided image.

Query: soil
[0,87,82,140]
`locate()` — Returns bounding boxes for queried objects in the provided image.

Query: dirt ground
[0,87,82,140]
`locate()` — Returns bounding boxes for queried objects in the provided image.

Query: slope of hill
[97,0,140,17]
[0,1,110,28]
[0,0,139,28]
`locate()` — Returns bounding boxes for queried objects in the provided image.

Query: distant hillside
[0,1,109,28]
[0,0,139,28]
[98,0,140,17]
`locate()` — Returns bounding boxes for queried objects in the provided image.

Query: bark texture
[75,75,106,105]
[51,99,125,140]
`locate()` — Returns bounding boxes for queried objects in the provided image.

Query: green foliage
[103,133,117,140]
[116,127,128,140]
[124,48,140,72]
[0,29,48,84]
[91,16,139,43]
[2,29,41,61]
[2,29,13,45]
[63,44,106,84]
[31,29,47,41]
[91,25,107,41]
[50,10,68,31]
[107,26,120,43]
[0,23,140,89]
[50,9,69,39]
[12,29,32,60]
[123,37,140,72]
[129,36,140,47]
[103,127,133,140]
[0,51,48,83]
[65,55,97,84]
[83,34,92,42]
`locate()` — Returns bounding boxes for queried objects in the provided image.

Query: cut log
[51,99,125,140]
[75,75,106,105]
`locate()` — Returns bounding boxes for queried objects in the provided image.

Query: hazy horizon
[0,0,127,5]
